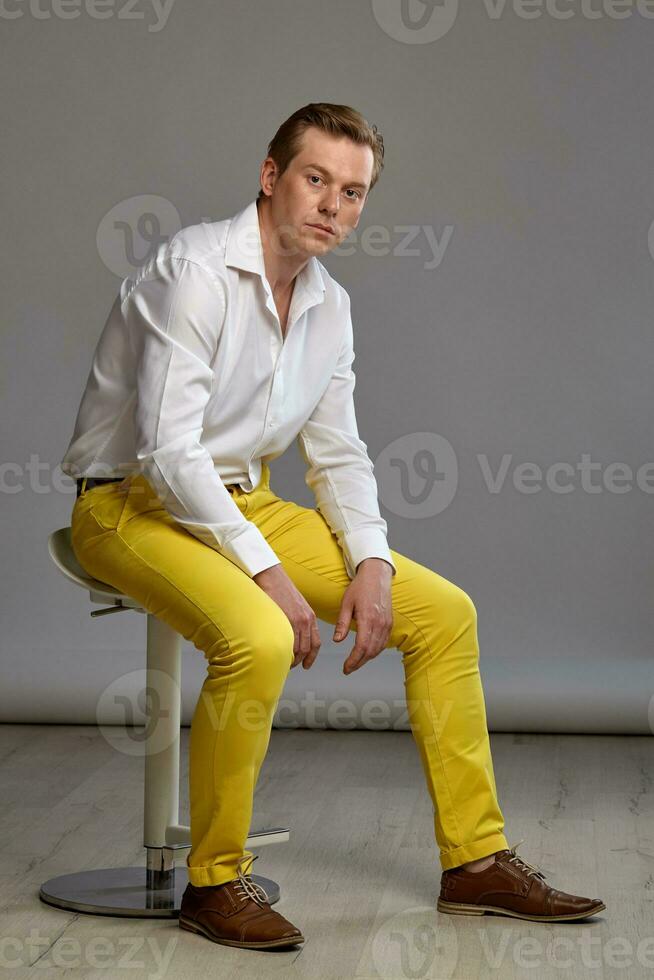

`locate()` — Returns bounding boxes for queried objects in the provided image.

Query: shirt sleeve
[127,254,282,579]
[296,294,396,580]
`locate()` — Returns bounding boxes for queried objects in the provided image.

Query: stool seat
[40,527,289,917]
[48,527,143,612]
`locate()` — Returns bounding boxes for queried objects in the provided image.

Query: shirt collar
[224,198,326,307]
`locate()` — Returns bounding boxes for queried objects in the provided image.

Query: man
[61,102,605,950]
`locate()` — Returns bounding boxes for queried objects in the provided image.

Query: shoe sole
[179,914,305,949]
[436,898,606,922]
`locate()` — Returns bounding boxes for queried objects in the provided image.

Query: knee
[204,613,295,687]
[263,617,296,673]
[432,581,478,648]
[450,586,477,627]
[245,616,296,684]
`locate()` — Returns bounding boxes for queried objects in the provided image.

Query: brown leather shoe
[179,855,305,949]
[437,840,606,922]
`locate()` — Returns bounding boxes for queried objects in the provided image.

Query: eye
[308,175,360,199]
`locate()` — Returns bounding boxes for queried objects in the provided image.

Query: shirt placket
[265,330,285,435]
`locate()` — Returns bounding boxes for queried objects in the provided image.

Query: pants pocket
[85,479,133,531]
[110,474,165,532]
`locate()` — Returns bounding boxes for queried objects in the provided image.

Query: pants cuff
[186,851,255,887]
[439,832,510,871]
[186,866,237,887]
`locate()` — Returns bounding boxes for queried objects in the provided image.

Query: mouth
[307,223,336,236]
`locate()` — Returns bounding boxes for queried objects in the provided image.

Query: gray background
[2,0,652,731]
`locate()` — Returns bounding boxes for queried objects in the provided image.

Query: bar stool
[40,526,289,918]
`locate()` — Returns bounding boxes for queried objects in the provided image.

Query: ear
[259,156,278,198]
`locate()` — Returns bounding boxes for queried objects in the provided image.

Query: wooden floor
[0,725,651,979]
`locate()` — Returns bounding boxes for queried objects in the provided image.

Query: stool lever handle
[90,603,133,618]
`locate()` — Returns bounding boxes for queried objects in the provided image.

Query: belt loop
[81,476,88,496]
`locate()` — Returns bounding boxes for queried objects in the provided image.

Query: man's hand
[333,558,394,675]
[253,563,321,669]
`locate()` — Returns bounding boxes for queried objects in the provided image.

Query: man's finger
[344,619,390,673]
[343,625,372,673]
[333,598,353,640]
[344,649,371,674]
[302,623,322,669]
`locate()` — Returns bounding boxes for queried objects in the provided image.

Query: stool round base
[39,867,281,918]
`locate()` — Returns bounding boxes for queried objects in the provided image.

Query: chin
[309,227,338,245]
[301,232,330,254]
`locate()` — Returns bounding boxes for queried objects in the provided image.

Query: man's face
[263,127,374,259]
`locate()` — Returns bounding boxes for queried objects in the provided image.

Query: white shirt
[61,198,396,581]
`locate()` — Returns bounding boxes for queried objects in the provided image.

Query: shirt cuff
[220,522,282,579]
[342,527,397,580]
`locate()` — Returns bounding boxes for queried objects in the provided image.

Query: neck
[257,197,311,294]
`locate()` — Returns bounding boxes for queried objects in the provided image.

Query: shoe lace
[233,854,270,907]
[505,840,547,881]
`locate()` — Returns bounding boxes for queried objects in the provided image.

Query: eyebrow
[302,162,369,192]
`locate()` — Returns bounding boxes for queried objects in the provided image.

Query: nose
[320,193,340,217]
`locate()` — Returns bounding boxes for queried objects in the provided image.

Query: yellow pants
[71,463,509,885]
